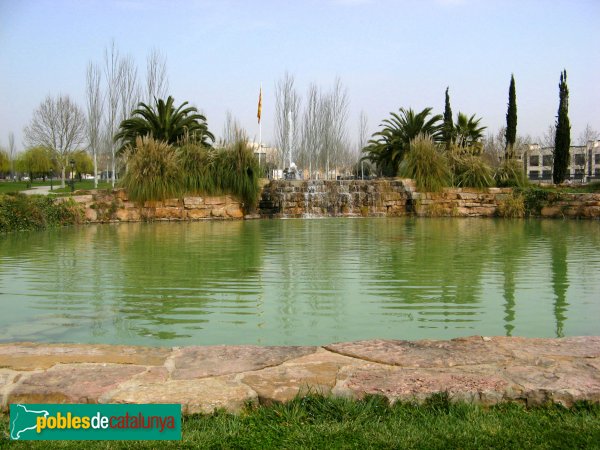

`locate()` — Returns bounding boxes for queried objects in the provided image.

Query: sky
[1,0,599,153]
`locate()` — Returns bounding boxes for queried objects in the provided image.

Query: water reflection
[550,233,569,338]
[0,218,599,346]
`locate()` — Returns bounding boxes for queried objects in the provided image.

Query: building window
[529,155,539,166]
[595,168,600,178]
[529,170,539,179]
[542,170,552,180]
[595,154,600,164]
[574,169,585,180]
[574,154,585,166]
[542,155,553,166]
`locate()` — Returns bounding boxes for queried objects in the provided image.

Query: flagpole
[258,84,262,172]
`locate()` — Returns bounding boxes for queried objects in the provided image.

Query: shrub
[497,193,525,218]
[398,134,450,192]
[449,152,495,188]
[517,186,550,215]
[0,193,82,233]
[120,136,184,204]
[495,158,528,188]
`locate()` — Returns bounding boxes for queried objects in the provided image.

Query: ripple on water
[0,218,599,345]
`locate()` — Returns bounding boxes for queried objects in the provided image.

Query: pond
[0,218,598,346]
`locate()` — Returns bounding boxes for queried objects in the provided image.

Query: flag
[257,87,262,124]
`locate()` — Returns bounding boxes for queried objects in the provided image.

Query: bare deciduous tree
[23,94,86,187]
[579,124,599,146]
[146,48,169,105]
[483,126,532,168]
[8,132,16,180]
[358,110,368,179]
[577,124,599,180]
[104,42,122,187]
[118,55,141,132]
[321,77,349,179]
[274,72,301,171]
[541,124,556,149]
[299,83,321,179]
[86,62,104,188]
[220,111,247,147]
[102,42,141,186]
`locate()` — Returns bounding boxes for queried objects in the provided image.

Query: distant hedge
[0,193,83,233]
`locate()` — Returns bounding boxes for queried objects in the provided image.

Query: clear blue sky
[1,0,599,152]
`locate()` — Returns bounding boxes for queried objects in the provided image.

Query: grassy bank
[0,193,83,233]
[1,394,599,449]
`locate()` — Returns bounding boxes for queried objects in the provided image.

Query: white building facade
[520,140,600,183]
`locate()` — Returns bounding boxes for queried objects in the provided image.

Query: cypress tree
[553,70,571,184]
[505,74,517,159]
[443,87,453,150]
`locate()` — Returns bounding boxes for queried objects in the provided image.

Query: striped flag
[257,87,262,124]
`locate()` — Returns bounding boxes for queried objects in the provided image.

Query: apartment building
[520,140,600,183]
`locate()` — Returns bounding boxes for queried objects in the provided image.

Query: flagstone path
[1,336,598,414]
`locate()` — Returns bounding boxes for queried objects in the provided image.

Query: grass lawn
[1,394,598,449]
[0,181,52,194]
[50,179,112,194]
[0,180,112,195]
[537,181,600,193]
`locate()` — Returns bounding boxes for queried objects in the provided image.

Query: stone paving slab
[0,336,598,413]
[169,345,316,379]
[0,343,171,370]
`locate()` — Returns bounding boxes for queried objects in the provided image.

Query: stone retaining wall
[258,179,412,218]
[1,336,598,413]
[62,189,245,223]
[258,180,600,219]
[536,192,600,219]
[412,188,512,217]
[58,183,600,223]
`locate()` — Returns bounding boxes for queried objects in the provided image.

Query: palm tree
[454,112,486,151]
[362,107,442,176]
[115,96,215,153]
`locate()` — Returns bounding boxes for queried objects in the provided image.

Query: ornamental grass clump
[495,158,528,188]
[398,134,450,192]
[178,141,216,195]
[120,136,184,203]
[215,140,261,210]
[449,151,495,188]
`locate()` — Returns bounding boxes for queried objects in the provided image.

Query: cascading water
[258,179,412,218]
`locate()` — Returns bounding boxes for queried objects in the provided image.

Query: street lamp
[69,159,76,192]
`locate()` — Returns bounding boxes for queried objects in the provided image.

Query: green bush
[516,186,550,215]
[495,158,528,188]
[450,152,495,188]
[0,193,82,233]
[120,136,184,204]
[399,134,450,192]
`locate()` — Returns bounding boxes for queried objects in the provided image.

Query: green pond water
[0,218,599,346]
